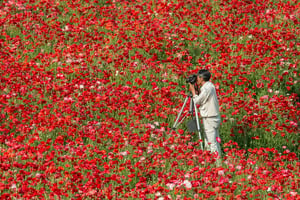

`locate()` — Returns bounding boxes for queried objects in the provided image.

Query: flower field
[0,0,299,199]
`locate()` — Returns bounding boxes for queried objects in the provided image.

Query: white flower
[290,191,297,196]
[159,127,165,132]
[236,165,242,170]
[166,183,175,190]
[64,97,73,102]
[263,170,269,175]
[290,121,297,127]
[147,145,153,154]
[184,173,190,178]
[35,173,41,178]
[140,157,145,162]
[56,73,64,78]
[119,151,128,156]
[218,170,225,176]
[155,192,161,196]
[146,123,155,129]
[63,25,69,31]
[183,180,192,189]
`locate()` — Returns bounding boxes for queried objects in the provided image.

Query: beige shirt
[193,81,220,118]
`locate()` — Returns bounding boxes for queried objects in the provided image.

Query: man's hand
[189,83,196,96]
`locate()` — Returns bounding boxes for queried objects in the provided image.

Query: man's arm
[193,89,209,105]
[189,83,197,96]
[189,83,210,105]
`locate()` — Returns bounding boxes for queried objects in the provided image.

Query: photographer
[189,69,222,160]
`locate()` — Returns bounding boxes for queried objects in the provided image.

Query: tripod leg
[189,96,194,114]
[192,99,204,150]
[172,96,189,130]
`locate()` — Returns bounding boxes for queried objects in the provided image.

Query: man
[189,69,222,159]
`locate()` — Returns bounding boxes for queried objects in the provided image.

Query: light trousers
[202,116,222,158]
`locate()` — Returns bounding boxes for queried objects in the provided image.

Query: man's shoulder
[203,81,214,88]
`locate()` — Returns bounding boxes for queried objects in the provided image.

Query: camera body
[186,74,197,84]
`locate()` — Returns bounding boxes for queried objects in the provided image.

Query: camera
[186,74,197,84]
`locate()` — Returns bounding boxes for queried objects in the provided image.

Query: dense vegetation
[0,0,299,199]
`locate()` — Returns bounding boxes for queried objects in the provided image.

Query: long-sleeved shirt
[193,81,220,118]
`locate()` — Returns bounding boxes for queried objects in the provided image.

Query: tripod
[172,92,204,150]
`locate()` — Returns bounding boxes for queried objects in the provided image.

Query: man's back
[194,81,220,118]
